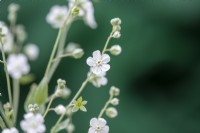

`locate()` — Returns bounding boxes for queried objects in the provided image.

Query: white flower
[0,21,14,53]
[65,42,80,53]
[69,0,97,29]
[110,98,119,106]
[24,43,39,60]
[20,113,46,133]
[88,118,109,133]
[87,50,110,75]
[110,45,122,56]
[88,72,108,88]
[106,107,118,118]
[46,5,68,28]
[112,31,121,39]
[7,54,30,79]
[2,128,19,133]
[55,105,66,115]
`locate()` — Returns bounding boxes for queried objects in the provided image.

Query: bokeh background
[1,0,200,133]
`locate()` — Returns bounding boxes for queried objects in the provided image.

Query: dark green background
[1,0,200,133]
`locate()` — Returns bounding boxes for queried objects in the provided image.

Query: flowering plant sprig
[0,0,123,133]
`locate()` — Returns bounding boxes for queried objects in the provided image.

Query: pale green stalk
[0,116,6,129]
[43,95,55,118]
[102,32,113,54]
[13,79,20,123]
[0,40,13,106]
[52,53,72,62]
[98,94,113,118]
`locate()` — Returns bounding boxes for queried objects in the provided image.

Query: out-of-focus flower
[109,86,120,96]
[72,48,84,59]
[69,0,97,29]
[20,113,46,133]
[88,118,109,133]
[7,54,30,79]
[2,128,19,133]
[72,97,87,112]
[106,107,118,118]
[112,31,121,39]
[88,72,108,88]
[15,25,27,43]
[110,98,119,106]
[46,5,68,28]
[55,105,66,115]
[8,3,20,13]
[0,21,14,53]
[87,50,110,75]
[110,45,122,56]
[110,18,121,26]
[65,42,80,53]
[24,43,39,60]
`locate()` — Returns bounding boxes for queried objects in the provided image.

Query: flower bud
[24,44,39,61]
[106,107,118,118]
[109,86,120,96]
[3,102,11,111]
[55,105,66,115]
[57,79,66,89]
[72,7,79,16]
[8,3,20,13]
[72,48,84,59]
[113,25,121,32]
[112,31,121,39]
[66,123,75,133]
[110,98,119,106]
[110,45,122,56]
[110,18,121,26]
[65,42,80,53]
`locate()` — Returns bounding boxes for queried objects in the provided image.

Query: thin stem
[51,77,90,133]
[0,40,13,106]
[44,28,63,78]
[52,53,72,63]
[102,32,113,54]
[0,60,4,64]
[13,79,20,123]
[98,94,113,118]
[43,95,55,118]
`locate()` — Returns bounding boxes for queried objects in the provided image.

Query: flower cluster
[0,1,122,133]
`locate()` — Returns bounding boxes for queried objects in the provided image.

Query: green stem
[0,60,4,64]
[102,32,113,54]
[13,79,20,123]
[0,40,13,107]
[98,94,113,118]
[44,28,63,78]
[51,77,90,133]
[52,53,72,62]
[43,95,55,118]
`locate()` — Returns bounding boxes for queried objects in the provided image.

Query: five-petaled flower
[72,96,87,112]
[87,50,110,75]
[88,118,109,133]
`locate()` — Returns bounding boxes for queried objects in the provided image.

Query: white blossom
[69,0,97,29]
[55,105,66,115]
[110,45,122,56]
[24,43,39,60]
[106,107,118,118]
[88,72,108,88]
[7,54,30,79]
[20,113,46,133]
[87,50,110,75]
[0,21,14,53]
[46,5,68,28]
[2,128,19,133]
[88,118,109,133]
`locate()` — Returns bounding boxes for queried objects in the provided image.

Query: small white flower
[55,105,66,115]
[110,45,122,56]
[69,0,97,29]
[24,43,39,60]
[65,42,80,53]
[88,72,108,88]
[110,98,119,106]
[72,48,84,59]
[46,5,68,28]
[109,86,120,96]
[7,54,30,79]
[2,128,18,133]
[88,118,109,133]
[112,31,121,39]
[66,123,75,133]
[87,50,110,75]
[106,107,118,118]
[20,113,46,133]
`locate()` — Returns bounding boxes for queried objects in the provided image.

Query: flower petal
[91,67,102,75]
[101,64,110,72]
[87,57,96,66]
[80,106,87,112]
[102,54,110,64]
[92,50,101,60]
[90,118,98,127]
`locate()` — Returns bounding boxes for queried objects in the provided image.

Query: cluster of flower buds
[3,102,14,123]
[105,86,120,118]
[54,79,71,99]
[8,3,20,25]
[111,18,121,39]
[28,104,39,113]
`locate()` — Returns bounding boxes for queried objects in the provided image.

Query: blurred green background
[1,0,200,133]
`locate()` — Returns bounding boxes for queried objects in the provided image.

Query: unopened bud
[109,86,120,96]
[106,107,118,118]
[110,45,122,56]
[72,48,84,59]
[111,18,121,26]
[110,98,119,106]
[112,31,121,39]
[55,105,66,115]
